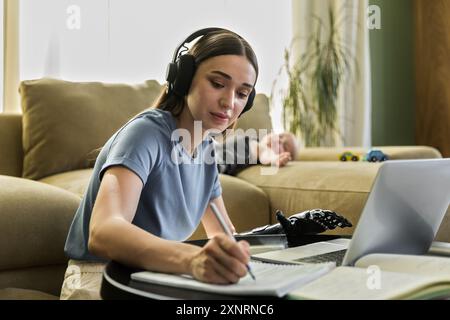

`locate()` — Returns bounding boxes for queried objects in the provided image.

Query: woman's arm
[88,166,196,274]
[201,195,250,278]
[201,195,236,238]
[88,166,249,284]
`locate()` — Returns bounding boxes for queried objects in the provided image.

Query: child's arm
[258,142,292,166]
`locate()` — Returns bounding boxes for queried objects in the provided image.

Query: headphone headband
[170,27,225,64]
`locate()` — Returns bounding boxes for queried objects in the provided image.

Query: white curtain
[291,0,371,147]
[3,0,20,113]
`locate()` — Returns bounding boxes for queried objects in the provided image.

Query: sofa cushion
[0,264,67,298]
[298,146,442,161]
[20,78,163,180]
[0,175,80,271]
[237,161,450,242]
[39,169,93,198]
[237,161,383,231]
[234,94,272,134]
[0,287,58,300]
[0,114,23,177]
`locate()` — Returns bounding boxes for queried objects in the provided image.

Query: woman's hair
[153,29,259,124]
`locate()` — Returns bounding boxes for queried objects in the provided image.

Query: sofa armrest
[0,114,23,177]
[0,175,80,272]
[298,146,442,161]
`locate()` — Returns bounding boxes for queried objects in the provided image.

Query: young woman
[60,28,258,300]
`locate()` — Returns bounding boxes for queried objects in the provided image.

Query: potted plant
[272,6,354,147]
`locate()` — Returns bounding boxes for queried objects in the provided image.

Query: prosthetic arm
[239,209,353,243]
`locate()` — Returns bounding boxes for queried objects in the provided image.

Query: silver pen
[209,203,256,281]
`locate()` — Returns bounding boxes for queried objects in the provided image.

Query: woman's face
[186,54,257,133]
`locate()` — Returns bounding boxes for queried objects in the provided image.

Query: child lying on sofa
[215,132,299,176]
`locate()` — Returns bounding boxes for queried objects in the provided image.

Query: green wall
[369,0,415,145]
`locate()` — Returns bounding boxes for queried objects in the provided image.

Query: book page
[355,254,450,280]
[131,261,334,297]
[288,266,444,300]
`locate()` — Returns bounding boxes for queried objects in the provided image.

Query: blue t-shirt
[64,109,222,262]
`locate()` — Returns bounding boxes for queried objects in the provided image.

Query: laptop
[252,159,450,266]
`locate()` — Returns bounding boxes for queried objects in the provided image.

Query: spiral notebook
[131,261,335,297]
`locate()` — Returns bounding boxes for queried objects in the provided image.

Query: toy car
[363,149,389,162]
[339,151,359,162]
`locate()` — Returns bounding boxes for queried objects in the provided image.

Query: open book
[288,254,450,300]
[131,261,334,298]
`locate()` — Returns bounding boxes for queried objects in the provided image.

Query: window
[0,1,3,112]
[20,0,292,97]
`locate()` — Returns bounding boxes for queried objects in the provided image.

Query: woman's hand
[189,234,250,284]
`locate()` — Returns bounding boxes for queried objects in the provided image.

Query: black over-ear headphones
[165,27,256,114]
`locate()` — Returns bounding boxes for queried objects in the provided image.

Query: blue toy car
[363,149,389,162]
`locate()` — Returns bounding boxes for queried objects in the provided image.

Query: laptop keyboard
[293,249,347,266]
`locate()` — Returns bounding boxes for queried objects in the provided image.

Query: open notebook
[131,261,334,297]
[288,254,450,300]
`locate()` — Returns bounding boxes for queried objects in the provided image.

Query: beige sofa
[0,78,448,300]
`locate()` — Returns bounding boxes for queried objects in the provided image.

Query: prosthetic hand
[239,209,352,241]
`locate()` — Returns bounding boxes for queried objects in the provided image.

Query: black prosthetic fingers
[240,208,352,237]
[279,209,353,235]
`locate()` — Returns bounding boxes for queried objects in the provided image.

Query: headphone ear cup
[172,54,195,96]
[241,88,256,115]
[165,62,177,94]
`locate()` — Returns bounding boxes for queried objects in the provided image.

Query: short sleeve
[99,118,162,185]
